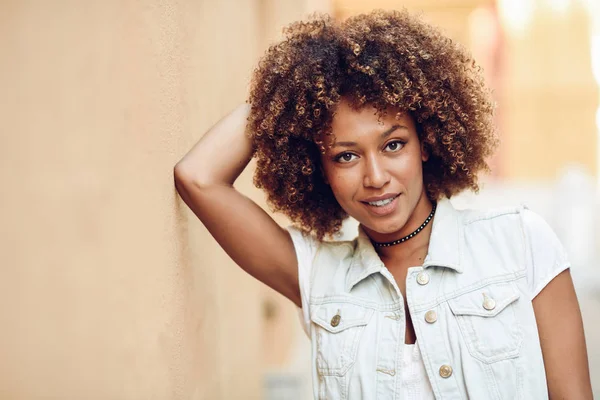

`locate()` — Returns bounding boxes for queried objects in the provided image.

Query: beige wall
[0,1,325,399]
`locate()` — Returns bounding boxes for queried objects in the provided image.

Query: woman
[174,10,593,399]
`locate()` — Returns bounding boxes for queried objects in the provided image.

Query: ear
[420,141,430,162]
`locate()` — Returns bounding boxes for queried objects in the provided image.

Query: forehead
[329,99,416,140]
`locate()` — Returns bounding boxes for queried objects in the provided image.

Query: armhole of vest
[529,262,571,301]
[518,205,533,274]
[517,205,571,302]
[308,244,323,295]
[288,227,317,338]
[517,206,535,300]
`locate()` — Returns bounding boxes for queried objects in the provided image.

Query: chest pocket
[310,302,374,376]
[448,280,524,363]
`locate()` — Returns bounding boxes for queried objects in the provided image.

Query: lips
[361,194,400,217]
[361,193,399,203]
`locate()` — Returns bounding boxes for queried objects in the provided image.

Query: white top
[402,342,435,399]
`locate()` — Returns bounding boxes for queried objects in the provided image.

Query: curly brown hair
[247,9,498,240]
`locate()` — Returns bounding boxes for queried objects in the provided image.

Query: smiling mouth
[362,194,400,207]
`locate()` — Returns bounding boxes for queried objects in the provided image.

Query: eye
[384,140,405,152]
[334,152,358,163]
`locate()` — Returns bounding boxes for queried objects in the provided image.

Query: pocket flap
[311,302,374,333]
[449,281,521,317]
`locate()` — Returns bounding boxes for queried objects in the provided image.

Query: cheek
[329,172,359,201]
[411,160,424,180]
[393,155,424,188]
[409,161,426,191]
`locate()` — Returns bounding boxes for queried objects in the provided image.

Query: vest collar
[346,197,463,291]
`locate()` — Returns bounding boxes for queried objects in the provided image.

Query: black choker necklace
[372,203,437,247]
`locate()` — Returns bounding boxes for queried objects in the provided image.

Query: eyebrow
[331,125,407,148]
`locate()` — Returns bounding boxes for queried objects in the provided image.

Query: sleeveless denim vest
[289,198,570,399]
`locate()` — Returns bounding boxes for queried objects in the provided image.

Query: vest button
[331,314,341,327]
[425,310,437,323]
[439,364,453,378]
[483,297,496,311]
[416,272,430,285]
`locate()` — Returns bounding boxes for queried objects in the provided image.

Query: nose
[363,155,390,189]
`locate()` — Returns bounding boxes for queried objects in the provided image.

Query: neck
[362,194,434,262]
[376,220,433,263]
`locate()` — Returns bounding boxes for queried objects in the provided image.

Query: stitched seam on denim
[458,214,464,270]
[310,295,399,311]
[411,300,442,400]
[517,205,528,279]
[347,263,383,292]
[319,374,325,400]
[483,362,502,400]
[450,293,519,317]
[439,300,464,399]
[516,355,525,400]
[435,267,448,303]
[312,316,372,333]
[381,266,404,301]
[385,273,397,301]
[412,271,526,312]
[518,208,537,301]
[451,281,524,364]
[463,207,521,225]
[393,301,403,400]
[456,311,492,363]
[315,326,362,377]
[374,311,383,397]
[456,311,522,363]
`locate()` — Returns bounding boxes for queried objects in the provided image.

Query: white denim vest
[288,197,571,399]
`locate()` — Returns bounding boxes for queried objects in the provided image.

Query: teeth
[367,195,397,207]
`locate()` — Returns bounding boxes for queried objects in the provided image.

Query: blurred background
[0,0,598,399]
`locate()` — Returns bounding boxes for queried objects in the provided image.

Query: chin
[363,214,409,235]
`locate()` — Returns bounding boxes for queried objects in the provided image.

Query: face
[320,98,430,239]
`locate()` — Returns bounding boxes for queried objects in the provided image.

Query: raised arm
[173,103,301,307]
